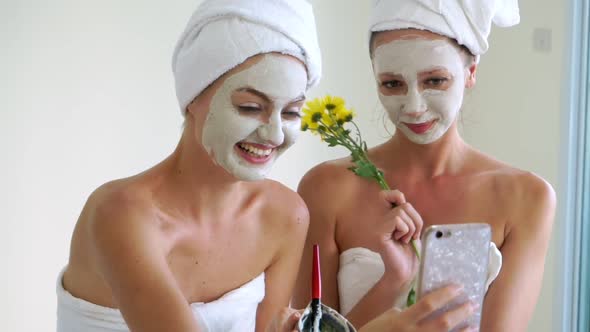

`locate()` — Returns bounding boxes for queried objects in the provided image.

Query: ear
[185,99,198,119]
[465,63,477,89]
[183,96,209,135]
[186,88,214,125]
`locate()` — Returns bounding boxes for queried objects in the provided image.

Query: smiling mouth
[403,120,437,134]
[235,142,275,164]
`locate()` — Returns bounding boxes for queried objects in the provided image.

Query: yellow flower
[302,97,330,132]
[334,107,355,124]
[301,95,348,131]
[322,95,348,126]
[323,95,345,113]
[301,112,319,132]
[303,98,325,118]
[321,112,335,127]
[301,99,322,132]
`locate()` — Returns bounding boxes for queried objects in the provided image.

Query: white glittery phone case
[417,223,491,332]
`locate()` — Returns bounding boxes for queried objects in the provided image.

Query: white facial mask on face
[373,39,468,144]
[201,55,307,181]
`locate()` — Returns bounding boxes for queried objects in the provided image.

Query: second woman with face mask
[294,1,556,331]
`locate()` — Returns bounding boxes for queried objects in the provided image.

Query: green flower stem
[316,119,421,261]
[309,115,420,306]
[357,143,421,261]
[370,154,420,307]
[302,100,420,307]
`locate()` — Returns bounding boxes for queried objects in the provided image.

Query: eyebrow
[290,94,306,103]
[420,67,450,74]
[236,87,306,104]
[236,87,272,103]
[379,73,404,77]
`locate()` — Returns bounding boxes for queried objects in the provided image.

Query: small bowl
[297,303,356,332]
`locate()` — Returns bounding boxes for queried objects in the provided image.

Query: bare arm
[90,199,202,332]
[340,191,421,328]
[293,166,341,311]
[294,166,421,329]
[359,285,476,332]
[480,175,556,331]
[345,276,408,327]
[256,196,310,332]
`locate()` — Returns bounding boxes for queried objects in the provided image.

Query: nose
[257,111,284,146]
[402,87,427,117]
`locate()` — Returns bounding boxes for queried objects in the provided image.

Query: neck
[157,127,251,220]
[382,123,468,179]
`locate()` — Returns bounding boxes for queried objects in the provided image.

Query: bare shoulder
[504,170,556,205]
[89,179,154,224]
[298,157,358,205]
[470,150,556,229]
[258,179,310,232]
[64,178,164,300]
[502,169,556,229]
[296,158,363,241]
[82,179,162,256]
[486,167,555,216]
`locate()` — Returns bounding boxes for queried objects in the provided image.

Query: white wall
[2,1,197,330]
[460,1,566,331]
[1,0,567,331]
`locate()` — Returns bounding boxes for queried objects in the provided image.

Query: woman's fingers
[405,285,463,321]
[392,214,410,240]
[380,190,422,243]
[356,307,403,332]
[400,207,416,243]
[419,301,476,331]
[401,202,424,240]
[391,204,420,243]
[267,308,303,332]
[458,326,479,332]
[381,189,406,207]
[284,310,302,332]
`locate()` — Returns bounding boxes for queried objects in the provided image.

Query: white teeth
[238,143,273,157]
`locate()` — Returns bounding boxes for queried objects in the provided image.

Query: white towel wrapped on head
[172,0,322,113]
[369,0,520,58]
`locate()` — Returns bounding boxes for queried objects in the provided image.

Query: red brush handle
[312,244,321,300]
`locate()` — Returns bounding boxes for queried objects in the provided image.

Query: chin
[400,130,432,145]
[229,166,270,182]
[235,172,266,182]
[400,125,446,145]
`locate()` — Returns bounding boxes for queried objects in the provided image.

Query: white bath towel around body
[337,243,502,315]
[56,268,266,332]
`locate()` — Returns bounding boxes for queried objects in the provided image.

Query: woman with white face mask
[294,1,556,331]
[56,1,322,331]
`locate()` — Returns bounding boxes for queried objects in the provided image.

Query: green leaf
[352,160,379,179]
[325,136,339,147]
[406,288,416,307]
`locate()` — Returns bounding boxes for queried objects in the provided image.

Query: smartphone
[416,223,491,331]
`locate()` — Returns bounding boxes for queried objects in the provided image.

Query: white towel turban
[172,0,322,113]
[369,0,520,57]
